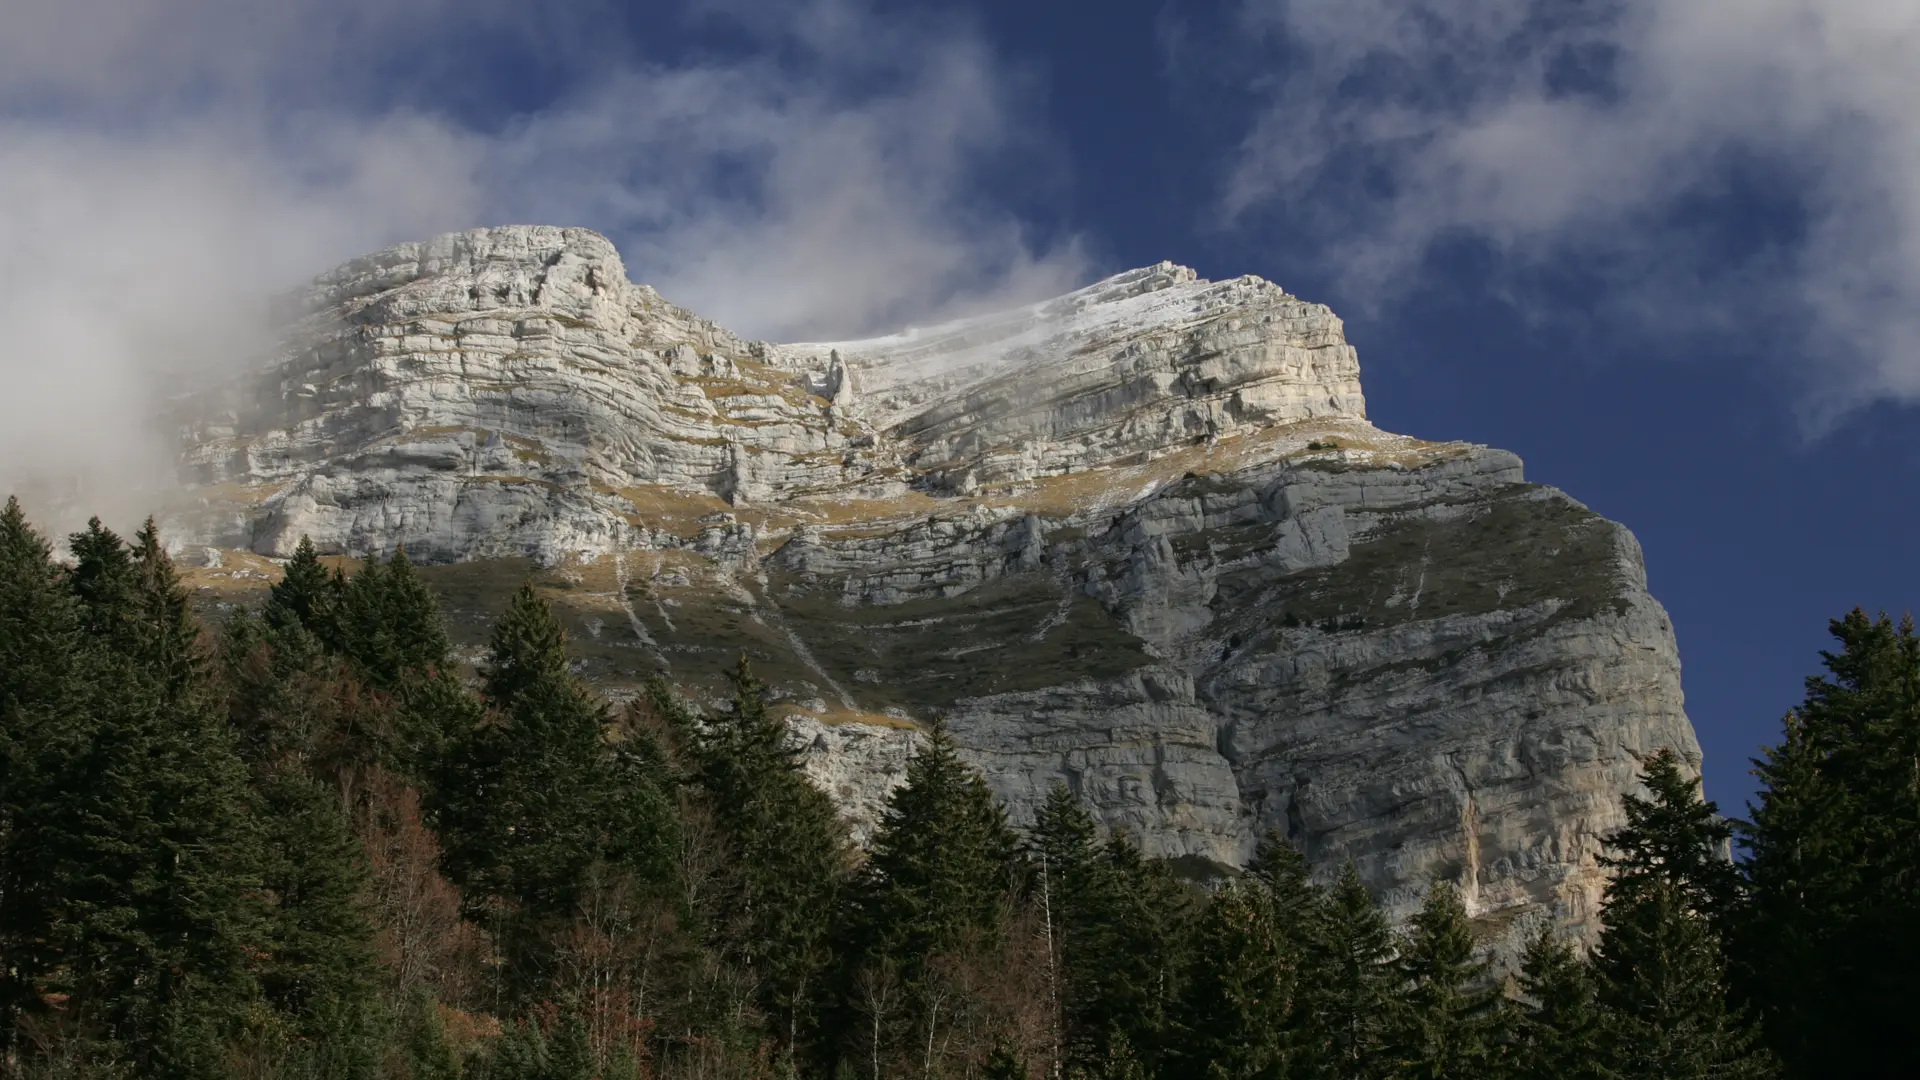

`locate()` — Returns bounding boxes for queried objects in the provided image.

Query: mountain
[168,225,1699,947]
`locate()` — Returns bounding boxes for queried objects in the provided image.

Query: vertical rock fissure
[610,549,658,648]
[750,582,859,711]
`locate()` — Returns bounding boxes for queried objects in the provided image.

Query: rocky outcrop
[170,226,1700,951]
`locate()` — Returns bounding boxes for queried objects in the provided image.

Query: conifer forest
[3,497,1916,1080]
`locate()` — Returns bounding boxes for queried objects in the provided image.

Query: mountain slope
[168,225,1698,947]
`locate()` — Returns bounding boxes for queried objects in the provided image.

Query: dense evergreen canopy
[0,498,1910,1079]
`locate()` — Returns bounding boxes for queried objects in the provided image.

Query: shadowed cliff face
[169,225,1697,953]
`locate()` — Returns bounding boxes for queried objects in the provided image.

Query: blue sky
[4,0,1917,811]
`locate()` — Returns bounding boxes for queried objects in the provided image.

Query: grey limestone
[169,226,1700,955]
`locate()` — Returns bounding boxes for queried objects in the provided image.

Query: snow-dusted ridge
[166,227,1698,962]
[773,260,1366,435]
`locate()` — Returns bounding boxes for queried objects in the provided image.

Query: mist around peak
[0,0,1085,529]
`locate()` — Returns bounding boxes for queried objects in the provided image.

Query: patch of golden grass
[758,420,1470,534]
[599,483,733,535]
[405,424,480,439]
[461,474,566,491]
[178,548,284,595]
[500,433,556,466]
[771,703,921,730]
[784,490,945,529]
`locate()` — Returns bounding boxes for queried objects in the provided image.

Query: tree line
[1,498,1915,1079]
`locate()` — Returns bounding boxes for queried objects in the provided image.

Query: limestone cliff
[169,225,1699,948]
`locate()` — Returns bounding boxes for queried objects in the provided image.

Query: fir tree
[1171,881,1292,1080]
[841,721,1022,1073]
[0,497,88,1047]
[66,516,137,646]
[478,581,570,706]
[1602,750,1741,926]
[477,1018,548,1080]
[265,534,343,641]
[1305,864,1398,1080]
[544,1006,594,1080]
[400,989,462,1080]
[396,665,487,777]
[337,548,450,689]
[1092,834,1194,1073]
[25,517,269,1074]
[1031,788,1194,1076]
[1244,832,1323,950]
[0,497,81,720]
[1594,750,1773,1080]
[1085,1030,1151,1080]
[983,1042,1027,1080]
[128,519,212,699]
[428,584,677,990]
[852,721,1021,969]
[692,657,851,1062]
[1390,879,1501,1080]
[1511,928,1610,1080]
[253,768,385,1076]
[1739,609,1920,1078]
[1031,784,1102,1074]
[220,557,394,1070]
[219,604,389,781]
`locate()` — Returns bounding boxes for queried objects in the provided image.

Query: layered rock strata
[170,226,1700,947]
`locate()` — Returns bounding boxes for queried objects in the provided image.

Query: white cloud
[1227,0,1920,419]
[0,0,1082,527]
[0,116,488,526]
[0,0,493,106]
[486,41,1085,340]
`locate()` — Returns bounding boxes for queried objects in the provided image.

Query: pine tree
[1092,834,1195,1074]
[253,768,385,1076]
[24,517,270,1074]
[1030,789,1195,1077]
[852,721,1021,969]
[692,657,851,1062]
[265,534,343,641]
[1739,609,1920,1078]
[0,497,89,1048]
[400,988,462,1080]
[544,1006,594,1080]
[1390,879,1501,1079]
[1511,928,1610,1080]
[1304,864,1398,1080]
[1594,750,1773,1080]
[336,548,450,689]
[1172,881,1292,1080]
[841,721,1022,1074]
[428,584,677,992]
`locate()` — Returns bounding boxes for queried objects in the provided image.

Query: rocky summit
[167,225,1699,951]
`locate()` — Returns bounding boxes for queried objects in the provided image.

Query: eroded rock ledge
[169,226,1699,953]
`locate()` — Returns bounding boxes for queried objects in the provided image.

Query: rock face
[171,225,1700,948]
